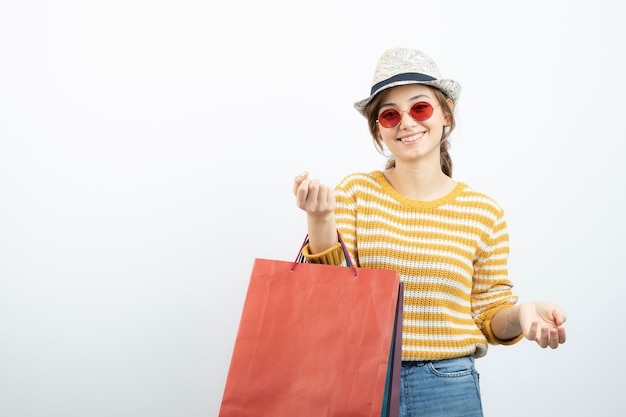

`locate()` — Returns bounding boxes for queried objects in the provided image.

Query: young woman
[292,48,567,417]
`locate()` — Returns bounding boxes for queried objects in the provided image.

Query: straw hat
[354,48,462,117]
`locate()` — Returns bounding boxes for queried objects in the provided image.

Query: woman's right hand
[293,172,336,219]
[293,172,339,255]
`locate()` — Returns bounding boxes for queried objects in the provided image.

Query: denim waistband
[402,360,430,367]
[402,355,474,367]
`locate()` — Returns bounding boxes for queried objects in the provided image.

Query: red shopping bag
[219,234,403,417]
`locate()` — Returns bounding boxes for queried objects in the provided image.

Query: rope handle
[290,230,358,276]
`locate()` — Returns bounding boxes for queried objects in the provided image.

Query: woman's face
[376,84,451,167]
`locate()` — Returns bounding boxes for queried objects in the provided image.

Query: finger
[296,179,321,211]
[305,179,321,205]
[316,184,328,207]
[293,171,309,196]
[548,328,559,349]
[526,321,538,341]
[325,187,336,207]
[554,310,567,326]
[295,178,312,208]
[318,184,336,205]
[557,326,567,344]
[538,326,549,348]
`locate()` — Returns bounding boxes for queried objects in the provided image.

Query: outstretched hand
[519,302,567,349]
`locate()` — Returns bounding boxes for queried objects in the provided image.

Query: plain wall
[1,0,625,416]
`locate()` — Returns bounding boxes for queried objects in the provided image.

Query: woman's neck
[383,164,456,201]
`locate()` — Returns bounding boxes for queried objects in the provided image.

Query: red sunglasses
[377,102,439,128]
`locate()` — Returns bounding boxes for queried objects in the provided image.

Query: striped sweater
[304,171,522,361]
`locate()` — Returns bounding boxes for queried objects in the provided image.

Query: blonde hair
[364,86,456,177]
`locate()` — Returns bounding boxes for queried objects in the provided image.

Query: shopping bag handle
[290,231,358,276]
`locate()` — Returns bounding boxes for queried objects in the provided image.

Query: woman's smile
[398,131,425,143]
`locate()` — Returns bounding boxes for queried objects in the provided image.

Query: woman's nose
[398,110,416,128]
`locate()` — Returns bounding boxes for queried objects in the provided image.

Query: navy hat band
[370,72,437,96]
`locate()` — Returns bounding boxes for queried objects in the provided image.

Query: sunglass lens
[409,102,433,121]
[378,109,401,128]
[379,102,435,128]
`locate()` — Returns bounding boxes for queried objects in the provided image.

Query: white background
[1,1,625,416]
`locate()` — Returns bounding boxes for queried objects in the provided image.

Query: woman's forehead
[382,84,435,103]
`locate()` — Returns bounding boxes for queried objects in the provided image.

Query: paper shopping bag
[219,236,403,417]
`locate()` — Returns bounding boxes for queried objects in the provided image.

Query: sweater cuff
[301,242,345,265]
[479,303,525,346]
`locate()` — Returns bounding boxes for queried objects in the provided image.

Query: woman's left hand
[519,301,567,349]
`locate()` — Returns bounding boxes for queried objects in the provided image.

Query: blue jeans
[399,356,483,417]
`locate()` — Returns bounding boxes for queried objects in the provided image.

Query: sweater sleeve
[301,241,345,265]
[471,208,524,345]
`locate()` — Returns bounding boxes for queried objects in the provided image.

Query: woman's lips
[398,132,425,143]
